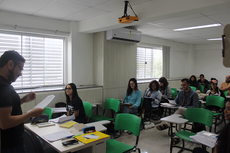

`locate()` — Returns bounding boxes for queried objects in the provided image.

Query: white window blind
[0,33,64,89]
[136,46,162,79]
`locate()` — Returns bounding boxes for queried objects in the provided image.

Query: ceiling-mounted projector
[119,1,139,23]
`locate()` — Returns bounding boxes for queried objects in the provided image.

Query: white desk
[25,122,110,153]
[161,114,188,153]
[161,103,179,116]
[85,120,110,132]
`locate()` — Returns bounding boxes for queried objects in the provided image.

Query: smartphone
[62,139,78,146]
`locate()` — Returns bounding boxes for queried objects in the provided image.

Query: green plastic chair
[43,107,53,119]
[205,95,226,133]
[223,90,228,96]
[106,113,141,153]
[189,86,196,91]
[199,85,204,93]
[171,88,178,99]
[83,102,93,123]
[172,108,213,152]
[91,98,120,122]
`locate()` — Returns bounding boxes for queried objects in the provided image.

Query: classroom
[0,0,230,153]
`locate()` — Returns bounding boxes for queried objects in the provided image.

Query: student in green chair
[206,78,226,100]
[189,75,199,90]
[123,78,142,114]
[198,74,209,93]
[65,83,86,123]
[157,78,199,145]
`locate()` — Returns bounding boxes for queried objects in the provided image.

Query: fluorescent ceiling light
[173,23,221,31]
[207,38,222,41]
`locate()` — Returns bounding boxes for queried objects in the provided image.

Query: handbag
[30,114,49,124]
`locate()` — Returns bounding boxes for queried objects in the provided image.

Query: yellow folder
[74,131,110,144]
[59,121,77,128]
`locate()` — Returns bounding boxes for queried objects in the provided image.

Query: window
[136,46,162,79]
[0,32,64,89]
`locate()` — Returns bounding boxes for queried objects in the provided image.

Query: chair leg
[178,139,184,153]
[137,148,141,153]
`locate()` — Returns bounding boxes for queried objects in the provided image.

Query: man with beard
[219,75,230,95]
[157,78,199,144]
[0,50,45,153]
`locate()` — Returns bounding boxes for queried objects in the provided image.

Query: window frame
[0,30,67,90]
[136,45,163,81]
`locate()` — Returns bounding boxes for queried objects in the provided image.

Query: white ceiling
[0,0,229,45]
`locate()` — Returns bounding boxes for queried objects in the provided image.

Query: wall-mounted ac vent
[106,28,142,43]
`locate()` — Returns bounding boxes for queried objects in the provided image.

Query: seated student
[123,78,142,114]
[206,78,226,111]
[189,75,199,90]
[156,78,199,144]
[159,77,172,101]
[206,78,225,98]
[141,80,162,119]
[198,74,210,93]
[219,75,230,95]
[193,101,230,153]
[65,83,87,123]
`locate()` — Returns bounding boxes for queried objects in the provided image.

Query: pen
[61,135,74,140]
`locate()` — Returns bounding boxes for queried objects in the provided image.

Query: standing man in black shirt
[0,50,45,153]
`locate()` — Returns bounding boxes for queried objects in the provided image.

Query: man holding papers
[157,78,199,145]
[0,51,45,153]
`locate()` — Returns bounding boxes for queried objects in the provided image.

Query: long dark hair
[159,77,169,90]
[65,83,79,103]
[127,78,138,96]
[216,122,230,153]
[210,78,219,93]
[189,75,197,82]
[149,80,159,91]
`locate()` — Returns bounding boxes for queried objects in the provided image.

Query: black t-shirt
[67,97,86,123]
[0,76,24,149]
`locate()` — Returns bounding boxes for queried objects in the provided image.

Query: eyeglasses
[65,88,72,90]
[14,62,24,71]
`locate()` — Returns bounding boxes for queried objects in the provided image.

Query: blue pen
[61,135,74,140]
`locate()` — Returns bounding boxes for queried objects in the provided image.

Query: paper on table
[49,114,75,123]
[161,103,177,107]
[42,130,74,142]
[168,100,177,105]
[52,107,67,113]
[28,95,55,112]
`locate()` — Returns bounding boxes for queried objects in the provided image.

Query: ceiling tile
[93,0,125,12]
[161,16,216,29]
[0,0,55,14]
[148,14,203,25]
[63,7,108,21]
[61,0,109,7]
[208,13,230,23]
[34,0,88,19]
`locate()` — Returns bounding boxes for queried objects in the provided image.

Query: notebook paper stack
[190,131,217,148]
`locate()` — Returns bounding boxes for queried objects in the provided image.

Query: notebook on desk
[74,131,109,144]
[60,121,77,128]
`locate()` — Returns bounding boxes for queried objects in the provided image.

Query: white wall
[195,43,230,84]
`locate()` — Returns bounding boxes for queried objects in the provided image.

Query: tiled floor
[114,119,225,153]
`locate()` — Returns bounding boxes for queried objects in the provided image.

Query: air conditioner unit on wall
[106,28,142,43]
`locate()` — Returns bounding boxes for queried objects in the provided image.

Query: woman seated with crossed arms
[141,80,162,119]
